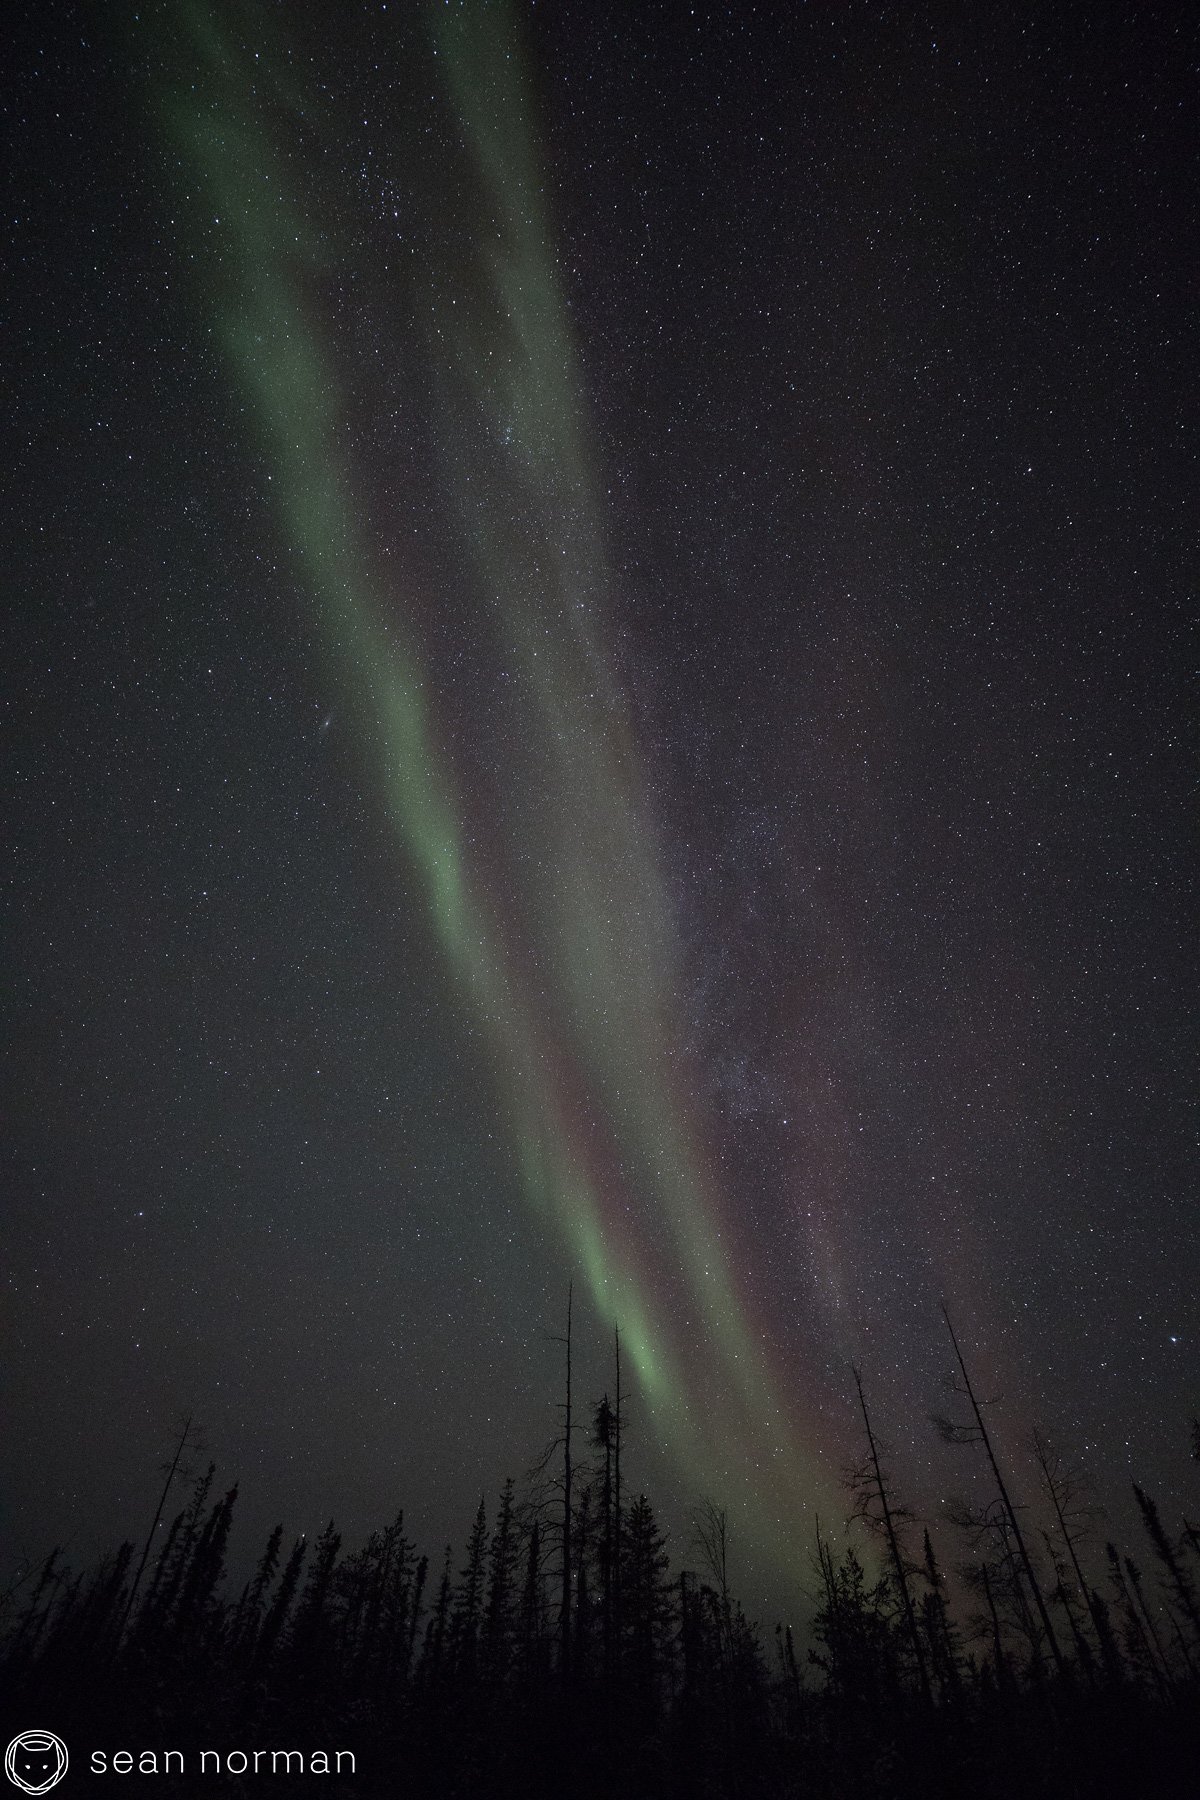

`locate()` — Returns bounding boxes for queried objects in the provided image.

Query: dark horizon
[3,1337,1198,1798]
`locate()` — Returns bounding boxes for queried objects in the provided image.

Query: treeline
[2,1306,1197,1797]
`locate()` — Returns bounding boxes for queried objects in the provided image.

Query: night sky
[3,1,1195,1626]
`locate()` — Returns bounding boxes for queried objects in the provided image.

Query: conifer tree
[405,1552,429,1681]
[621,1493,673,1701]
[1134,1482,1200,1648]
[451,1497,488,1679]
[234,1523,282,1658]
[810,1528,897,1710]
[919,1528,963,1698]
[1124,1554,1179,1680]
[1105,1542,1168,1697]
[613,1324,624,1669]
[559,1285,573,1679]
[153,1463,216,1632]
[422,1545,453,1689]
[9,1549,63,1665]
[592,1394,616,1677]
[176,1484,238,1644]
[286,1520,341,1692]
[518,1516,547,1683]
[254,1535,307,1672]
[573,1482,594,1679]
[1086,1584,1126,1684]
[485,1480,519,1681]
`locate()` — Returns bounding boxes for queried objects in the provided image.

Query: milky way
[148,0,861,1583]
[4,0,1193,1619]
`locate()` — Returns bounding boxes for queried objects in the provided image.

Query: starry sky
[3,1,1195,1624]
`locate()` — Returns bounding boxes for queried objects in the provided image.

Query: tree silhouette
[933,1310,1065,1676]
[849,1365,932,1704]
[1134,1481,1200,1653]
[2,1312,1198,1798]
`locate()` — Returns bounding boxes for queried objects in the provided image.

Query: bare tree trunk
[560,1283,573,1680]
[120,1413,196,1641]
[600,1407,613,1680]
[942,1311,1065,1675]
[1106,1544,1168,1697]
[980,1562,1009,1688]
[1041,1528,1095,1682]
[613,1322,623,1671]
[1033,1432,1107,1663]
[852,1367,932,1705]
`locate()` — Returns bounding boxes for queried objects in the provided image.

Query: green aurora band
[149,0,844,1583]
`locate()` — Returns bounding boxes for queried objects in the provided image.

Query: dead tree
[613,1322,624,1668]
[1031,1427,1108,1663]
[546,1283,574,1680]
[119,1413,203,1640]
[933,1309,1065,1676]
[850,1366,932,1705]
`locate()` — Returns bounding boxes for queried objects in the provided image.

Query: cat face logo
[4,1733,68,1795]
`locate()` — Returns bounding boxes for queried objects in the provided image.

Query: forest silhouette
[3,1301,1196,1797]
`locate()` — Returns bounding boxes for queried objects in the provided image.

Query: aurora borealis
[152,0,840,1568]
[4,1,1194,1627]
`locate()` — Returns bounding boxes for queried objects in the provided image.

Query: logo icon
[4,1733,68,1795]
